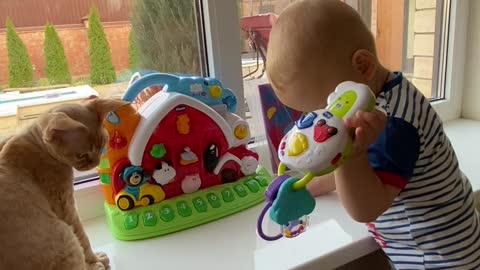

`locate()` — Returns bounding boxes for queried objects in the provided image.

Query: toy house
[97,73,271,240]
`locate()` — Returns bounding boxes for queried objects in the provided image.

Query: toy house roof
[128,91,239,166]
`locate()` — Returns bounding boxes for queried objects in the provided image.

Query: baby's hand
[344,110,386,156]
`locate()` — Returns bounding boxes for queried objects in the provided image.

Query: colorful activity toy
[98,72,271,240]
[257,81,376,241]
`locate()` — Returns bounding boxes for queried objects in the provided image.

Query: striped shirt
[366,72,480,269]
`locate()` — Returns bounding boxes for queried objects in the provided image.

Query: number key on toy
[143,211,157,227]
[221,188,235,202]
[234,184,248,197]
[124,213,138,230]
[254,176,269,187]
[193,197,208,212]
[159,206,175,222]
[177,201,192,217]
[207,193,221,208]
[245,180,260,193]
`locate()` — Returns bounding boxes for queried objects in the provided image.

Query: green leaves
[128,30,139,70]
[87,7,116,85]
[44,23,71,85]
[6,19,34,88]
[130,0,200,75]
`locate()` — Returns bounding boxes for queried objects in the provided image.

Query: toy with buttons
[257,81,376,241]
[98,72,272,240]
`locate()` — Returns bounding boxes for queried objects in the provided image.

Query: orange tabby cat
[0,98,127,270]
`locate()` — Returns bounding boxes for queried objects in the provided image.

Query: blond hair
[266,0,376,94]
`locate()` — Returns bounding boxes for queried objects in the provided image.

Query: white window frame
[74,0,469,221]
[431,0,468,121]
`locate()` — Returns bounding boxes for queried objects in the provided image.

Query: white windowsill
[79,118,480,270]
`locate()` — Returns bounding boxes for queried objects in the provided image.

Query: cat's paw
[95,252,110,267]
[87,262,106,270]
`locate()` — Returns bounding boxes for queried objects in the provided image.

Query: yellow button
[287,133,308,157]
[209,85,222,98]
[234,125,249,139]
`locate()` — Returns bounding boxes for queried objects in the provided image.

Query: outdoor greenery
[87,7,116,84]
[6,19,34,88]
[130,0,200,74]
[44,23,72,85]
[128,30,139,69]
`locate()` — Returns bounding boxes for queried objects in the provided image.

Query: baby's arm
[335,154,400,222]
[307,174,336,197]
[336,111,420,223]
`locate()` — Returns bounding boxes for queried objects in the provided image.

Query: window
[238,0,459,143]
[0,0,205,137]
[1,0,466,221]
[0,0,207,182]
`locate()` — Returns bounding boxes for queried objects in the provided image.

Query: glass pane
[0,0,206,181]
[238,0,448,140]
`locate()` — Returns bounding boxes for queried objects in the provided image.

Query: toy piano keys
[97,72,271,240]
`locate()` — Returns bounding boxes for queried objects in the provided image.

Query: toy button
[233,185,248,197]
[110,130,127,149]
[254,176,269,187]
[176,201,192,217]
[209,85,222,98]
[143,211,157,227]
[221,188,235,202]
[296,112,317,129]
[206,193,221,208]
[192,197,208,212]
[99,173,110,184]
[176,114,190,135]
[244,180,259,193]
[234,125,249,140]
[124,213,138,230]
[159,206,175,222]
[98,158,110,169]
[287,133,308,157]
[150,144,166,159]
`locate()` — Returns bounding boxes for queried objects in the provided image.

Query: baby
[266,0,480,269]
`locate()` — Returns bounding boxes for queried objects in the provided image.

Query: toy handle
[257,202,283,241]
[122,73,180,102]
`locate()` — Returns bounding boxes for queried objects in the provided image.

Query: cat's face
[38,98,128,171]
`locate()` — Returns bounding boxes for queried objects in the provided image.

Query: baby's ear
[352,49,377,81]
[42,112,88,144]
[86,98,129,120]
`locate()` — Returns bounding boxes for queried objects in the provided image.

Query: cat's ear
[42,112,88,144]
[85,98,129,120]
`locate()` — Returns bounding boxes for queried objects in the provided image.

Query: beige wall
[412,0,437,98]
[462,0,480,120]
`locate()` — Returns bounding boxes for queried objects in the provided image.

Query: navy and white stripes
[371,73,480,269]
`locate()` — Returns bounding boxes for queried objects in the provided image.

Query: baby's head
[267,0,380,112]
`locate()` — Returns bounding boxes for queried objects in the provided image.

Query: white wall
[462,0,480,119]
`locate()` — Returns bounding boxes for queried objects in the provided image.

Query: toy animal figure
[181,174,202,194]
[152,162,176,186]
[115,166,166,211]
[122,166,149,199]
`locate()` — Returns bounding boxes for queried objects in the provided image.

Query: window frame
[432,0,468,121]
[74,0,468,221]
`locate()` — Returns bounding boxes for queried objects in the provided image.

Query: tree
[6,19,34,88]
[87,7,116,84]
[44,23,71,85]
[128,30,139,70]
[130,0,200,74]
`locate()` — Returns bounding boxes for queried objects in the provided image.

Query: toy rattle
[257,81,376,241]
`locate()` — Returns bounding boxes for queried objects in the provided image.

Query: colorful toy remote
[257,81,376,241]
[97,72,272,240]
